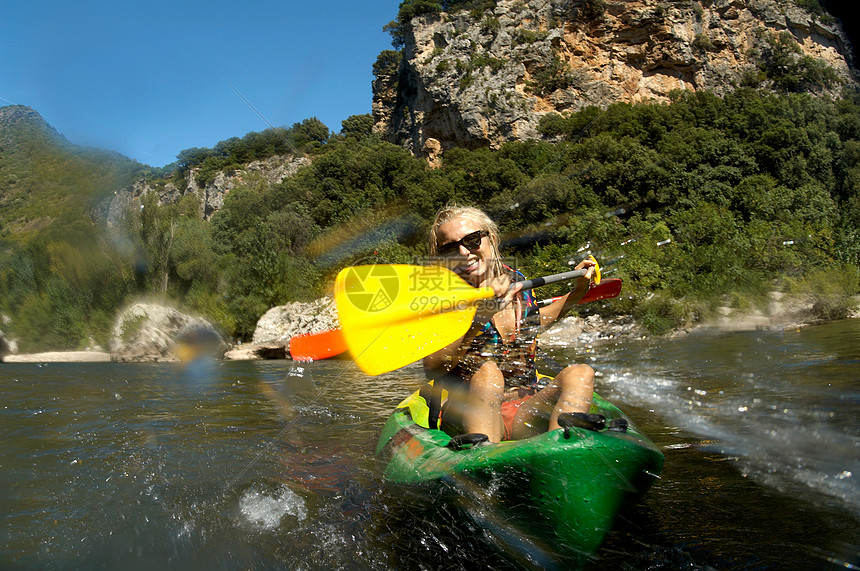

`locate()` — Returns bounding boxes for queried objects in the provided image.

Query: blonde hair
[428,205,504,279]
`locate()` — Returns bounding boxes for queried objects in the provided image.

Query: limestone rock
[97,154,311,226]
[375,0,857,157]
[110,302,227,362]
[252,298,340,347]
[221,298,339,361]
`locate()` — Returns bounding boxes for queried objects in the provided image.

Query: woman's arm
[539,258,597,331]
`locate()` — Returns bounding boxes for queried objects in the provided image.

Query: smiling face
[435,216,495,286]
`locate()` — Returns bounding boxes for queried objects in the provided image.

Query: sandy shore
[2,351,112,363]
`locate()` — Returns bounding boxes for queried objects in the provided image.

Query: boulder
[221,298,339,361]
[110,302,227,362]
[252,298,339,347]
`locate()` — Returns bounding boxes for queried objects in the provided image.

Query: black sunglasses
[437,230,489,257]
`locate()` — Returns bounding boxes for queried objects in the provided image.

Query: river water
[1,319,858,570]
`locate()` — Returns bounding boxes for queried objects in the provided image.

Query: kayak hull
[375,391,664,559]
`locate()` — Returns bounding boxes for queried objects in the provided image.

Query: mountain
[374,0,859,159]
[0,105,144,238]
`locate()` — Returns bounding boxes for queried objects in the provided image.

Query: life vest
[449,267,542,388]
[422,267,545,430]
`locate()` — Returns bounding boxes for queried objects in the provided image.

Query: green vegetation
[448,44,507,88]
[0,106,147,351]
[2,86,860,350]
[0,108,145,239]
[175,118,330,187]
[481,15,501,36]
[757,31,842,93]
[373,50,403,80]
[576,0,607,22]
[793,0,825,17]
[527,55,575,96]
[693,33,714,51]
[511,29,549,46]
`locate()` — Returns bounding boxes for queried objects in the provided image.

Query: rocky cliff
[374,0,857,158]
[99,154,310,226]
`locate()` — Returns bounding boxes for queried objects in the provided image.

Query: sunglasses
[436,229,489,257]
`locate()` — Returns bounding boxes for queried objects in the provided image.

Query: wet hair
[428,205,504,279]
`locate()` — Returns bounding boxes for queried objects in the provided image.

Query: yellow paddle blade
[588,255,601,284]
[334,264,494,376]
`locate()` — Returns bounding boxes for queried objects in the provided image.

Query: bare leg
[510,364,594,440]
[465,361,504,442]
[547,364,594,430]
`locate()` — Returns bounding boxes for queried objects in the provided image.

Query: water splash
[598,350,860,518]
[238,483,307,530]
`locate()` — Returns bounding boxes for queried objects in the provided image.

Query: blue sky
[1,0,400,167]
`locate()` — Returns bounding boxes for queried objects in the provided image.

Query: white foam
[602,369,860,516]
[239,484,307,530]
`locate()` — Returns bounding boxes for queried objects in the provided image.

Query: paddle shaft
[517,269,588,291]
[293,269,596,360]
[290,277,619,361]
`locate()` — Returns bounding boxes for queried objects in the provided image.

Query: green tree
[341,114,375,139]
[759,32,841,93]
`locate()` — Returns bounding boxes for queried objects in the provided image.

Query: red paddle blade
[578,278,622,304]
[289,328,347,361]
[538,278,624,306]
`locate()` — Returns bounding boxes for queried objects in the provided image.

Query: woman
[423,205,597,443]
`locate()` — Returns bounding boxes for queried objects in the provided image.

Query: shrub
[759,32,841,93]
[481,15,501,36]
[527,55,574,96]
[787,264,860,320]
[693,33,714,50]
[373,50,403,78]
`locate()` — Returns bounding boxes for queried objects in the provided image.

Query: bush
[787,264,860,320]
[527,56,574,96]
[759,32,841,93]
[373,50,403,78]
[634,294,700,336]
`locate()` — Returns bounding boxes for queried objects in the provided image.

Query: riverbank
[3,292,856,363]
[543,291,860,348]
[2,351,112,363]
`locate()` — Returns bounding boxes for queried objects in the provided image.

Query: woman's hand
[571,257,598,292]
[538,257,598,331]
[424,274,518,374]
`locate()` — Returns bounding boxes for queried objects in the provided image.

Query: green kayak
[375,384,664,560]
